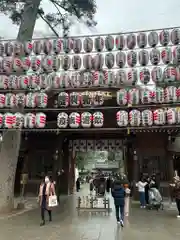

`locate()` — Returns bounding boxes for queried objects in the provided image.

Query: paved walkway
[0,185,179,240]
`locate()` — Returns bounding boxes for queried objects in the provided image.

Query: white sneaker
[120,219,124,227]
[177,215,180,218]
[117,221,120,224]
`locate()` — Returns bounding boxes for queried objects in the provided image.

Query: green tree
[0,0,97,212]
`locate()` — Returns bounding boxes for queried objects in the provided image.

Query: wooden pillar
[133,151,139,200]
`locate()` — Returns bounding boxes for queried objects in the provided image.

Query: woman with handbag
[38,176,55,226]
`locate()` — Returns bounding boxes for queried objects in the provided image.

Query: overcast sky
[0,0,180,39]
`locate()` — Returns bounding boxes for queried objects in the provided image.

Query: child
[136,178,147,208]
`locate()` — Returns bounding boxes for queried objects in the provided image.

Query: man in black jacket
[111,179,125,226]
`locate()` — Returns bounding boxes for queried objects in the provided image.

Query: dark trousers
[139,192,146,206]
[41,207,52,221]
[115,204,124,221]
[176,198,180,215]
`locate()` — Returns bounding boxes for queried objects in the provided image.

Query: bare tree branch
[38,12,59,37]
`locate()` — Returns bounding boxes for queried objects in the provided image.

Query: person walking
[111,179,126,227]
[136,177,147,208]
[38,176,55,226]
[170,176,180,218]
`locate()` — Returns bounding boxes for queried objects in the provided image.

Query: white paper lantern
[151,67,163,82]
[19,75,30,89]
[43,40,52,54]
[52,55,60,71]
[35,113,46,128]
[29,74,40,89]
[127,68,137,85]
[57,112,68,128]
[139,68,150,85]
[161,48,172,64]
[69,112,80,128]
[33,41,42,55]
[163,66,177,83]
[72,55,82,70]
[63,38,73,53]
[26,93,37,108]
[52,39,62,54]
[93,91,104,106]
[155,87,164,103]
[127,34,136,49]
[0,94,5,108]
[115,70,127,85]
[0,113,3,127]
[94,37,104,52]
[173,46,180,64]
[24,113,36,128]
[59,72,70,88]
[127,51,137,67]
[115,35,125,50]
[177,87,180,102]
[41,55,53,72]
[150,48,160,65]
[171,28,180,45]
[159,30,170,46]
[71,72,81,87]
[116,52,126,68]
[176,108,180,123]
[105,35,114,51]
[0,43,4,56]
[21,57,31,71]
[15,93,26,107]
[116,111,128,127]
[104,71,115,86]
[61,55,71,70]
[81,91,93,106]
[41,73,52,89]
[140,89,156,104]
[4,42,13,56]
[153,109,166,125]
[138,50,149,66]
[4,113,13,128]
[5,93,16,108]
[13,41,23,56]
[82,72,93,87]
[83,37,93,52]
[164,86,177,102]
[24,41,33,56]
[93,112,104,127]
[13,57,23,72]
[69,92,81,106]
[148,31,158,47]
[81,112,92,128]
[129,110,141,126]
[0,75,8,89]
[128,88,140,105]
[138,110,149,127]
[36,93,48,108]
[93,71,104,86]
[117,89,128,105]
[8,75,20,89]
[52,73,60,89]
[167,108,176,125]
[141,110,153,126]
[2,57,13,74]
[137,32,147,48]
[92,54,104,70]
[105,53,115,69]
[83,55,93,70]
[12,113,24,128]
[31,56,41,71]
[73,39,82,53]
[58,92,69,107]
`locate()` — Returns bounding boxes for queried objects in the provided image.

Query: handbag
[48,195,58,207]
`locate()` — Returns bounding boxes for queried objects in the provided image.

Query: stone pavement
[0,186,180,240]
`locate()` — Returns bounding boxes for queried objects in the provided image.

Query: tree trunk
[0,0,41,212]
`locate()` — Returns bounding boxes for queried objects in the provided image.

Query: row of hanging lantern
[1,29,179,56]
[57,111,104,128]
[117,86,180,105]
[0,92,48,108]
[117,108,180,126]
[58,91,105,107]
[0,112,46,128]
[2,46,178,73]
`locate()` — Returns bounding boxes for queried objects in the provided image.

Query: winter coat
[111,183,125,206]
[39,182,55,210]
